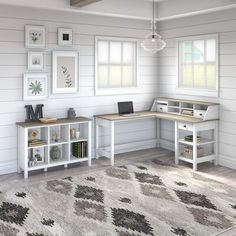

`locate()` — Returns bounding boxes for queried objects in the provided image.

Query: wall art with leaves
[23,73,48,101]
[52,51,78,94]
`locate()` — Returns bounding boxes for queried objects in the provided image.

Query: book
[72,141,87,158]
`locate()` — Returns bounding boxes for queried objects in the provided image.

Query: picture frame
[52,51,78,94]
[58,28,73,46]
[23,73,48,101]
[28,52,44,70]
[25,25,46,49]
[32,147,45,163]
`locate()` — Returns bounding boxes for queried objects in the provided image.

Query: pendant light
[141,0,166,53]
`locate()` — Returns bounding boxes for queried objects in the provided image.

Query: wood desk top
[16,117,92,128]
[95,111,217,123]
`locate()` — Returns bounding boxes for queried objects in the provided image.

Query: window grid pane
[97,39,137,89]
[179,37,217,91]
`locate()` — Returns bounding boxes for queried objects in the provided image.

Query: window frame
[95,36,140,96]
[176,34,219,97]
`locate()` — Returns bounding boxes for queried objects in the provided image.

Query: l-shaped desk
[94,111,218,171]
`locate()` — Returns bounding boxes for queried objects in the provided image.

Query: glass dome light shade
[141,32,166,54]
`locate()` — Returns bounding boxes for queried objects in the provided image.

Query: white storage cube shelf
[17,117,92,179]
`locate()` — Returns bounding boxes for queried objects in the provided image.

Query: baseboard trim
[219,155,236,170]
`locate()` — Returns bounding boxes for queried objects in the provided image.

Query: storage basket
[183,146,204,159]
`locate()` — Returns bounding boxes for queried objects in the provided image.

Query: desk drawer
[194,110,206,119]
[157,105,168,113]
[178,122,193,131]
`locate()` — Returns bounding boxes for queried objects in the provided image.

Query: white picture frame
[58,28,73,46]
[52,51,78,94]
[25,25,46,49]
[32,147,45,163]
[23,73,48,101]
[28,52,44,70]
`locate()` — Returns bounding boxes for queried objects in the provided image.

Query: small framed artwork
[28,52,44,70]
[32,148,45,163]
[58,28,73,46]
[52,51,78,94]
[23,73,48,101]
[25,25,46,49]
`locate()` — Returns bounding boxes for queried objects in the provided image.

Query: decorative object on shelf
[70,128,76,139]
[28,129,40,141]
[52,51,78,94]
[23,73,48,101]
[58,28,73,46]
[28,52,44,70]
[39,117,57,123]
[25,104,44,122]
[184,135,201,143]
[28,154,37,167]
[68,108,76,119]
[52,130,60,142]
[32,148,44,163]
[183,146,204,159]
[50,146,61,161]
[25,25,46,49]
[141,0,166,53]
[76,131,80,139]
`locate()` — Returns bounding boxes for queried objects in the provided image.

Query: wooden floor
[0,148,236,192]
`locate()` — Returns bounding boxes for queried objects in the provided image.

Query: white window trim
[95,36,140,96]
[176,33,219,98]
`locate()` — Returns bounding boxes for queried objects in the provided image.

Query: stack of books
[182,109,193,116]
[28,139,47,147]
[72,141,87,158]
[184,135,201,143]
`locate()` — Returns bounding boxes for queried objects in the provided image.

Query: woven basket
[183,146,204,159]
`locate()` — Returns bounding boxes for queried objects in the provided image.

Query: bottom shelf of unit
[27,157,89,171]
[70,156,88,163]
[178,154,216,164]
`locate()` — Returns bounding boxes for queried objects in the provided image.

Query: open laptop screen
[118,101,134,115]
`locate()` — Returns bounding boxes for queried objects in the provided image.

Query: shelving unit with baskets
[175,120,218,171]
[17,117,92,179]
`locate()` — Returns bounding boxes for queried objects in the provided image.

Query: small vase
[68,108,76,119]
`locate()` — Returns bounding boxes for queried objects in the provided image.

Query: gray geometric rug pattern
[0,158,235,236]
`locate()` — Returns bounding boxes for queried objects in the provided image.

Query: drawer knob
[160,108,163,110]
[184,125,187,128]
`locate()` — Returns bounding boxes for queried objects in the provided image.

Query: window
[95,36,139,95]
[177,34,218,97]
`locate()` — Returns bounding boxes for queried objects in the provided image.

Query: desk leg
[214,121,219,166]
[95,119,99,159]
[175,121,179,165]
[156,119,161,148]
[193,126,197,171]
[110,121,114,166]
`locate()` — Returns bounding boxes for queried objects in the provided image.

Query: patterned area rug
[0,158,235,236]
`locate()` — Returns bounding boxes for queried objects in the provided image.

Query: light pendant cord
[152,0,155,37]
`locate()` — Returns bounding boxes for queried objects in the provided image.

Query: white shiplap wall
[158,8,236,169]
[0,6,158,175]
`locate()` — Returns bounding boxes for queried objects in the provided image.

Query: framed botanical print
[58,28,73,46]
[28,52,44,70]
[25,25,46,49]
[23,73,48,101]
[52,51,78,94]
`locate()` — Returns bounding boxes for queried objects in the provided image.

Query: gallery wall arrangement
[23,25,77,101]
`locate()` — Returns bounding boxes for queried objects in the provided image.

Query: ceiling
[0,0,235,21]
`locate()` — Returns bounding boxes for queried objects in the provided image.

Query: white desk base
[95,114,218,171]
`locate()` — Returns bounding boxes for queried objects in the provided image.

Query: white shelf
[28,144,48,149]
[178,154,216,164]
[28,163,48,171]
[178,138,216,146]
[70,138,88,143]
[49,139,68,146]
[70,156,88,163]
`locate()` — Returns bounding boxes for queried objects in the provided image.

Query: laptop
[118,101,140,117]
